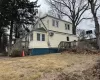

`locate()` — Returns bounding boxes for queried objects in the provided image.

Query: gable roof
[40,15,72,24]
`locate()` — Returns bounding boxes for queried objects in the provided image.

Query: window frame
[68,24,70,30]
[42,34,45,41]
[65,24,70,30]
[37,33,41,41]
[56,21,59,27]
[52,19,55,26]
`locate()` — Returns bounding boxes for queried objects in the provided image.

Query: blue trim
[30,48,58,55]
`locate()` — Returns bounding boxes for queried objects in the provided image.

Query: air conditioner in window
[49,32,54,36]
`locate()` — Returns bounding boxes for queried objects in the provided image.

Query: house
[23,15,78,55]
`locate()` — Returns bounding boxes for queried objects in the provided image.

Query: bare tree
[47,1,64,19]
[77,29,87,40]
[88,0,100,49]
[46,0,89,35]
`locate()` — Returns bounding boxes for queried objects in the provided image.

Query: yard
[0,53,99,80]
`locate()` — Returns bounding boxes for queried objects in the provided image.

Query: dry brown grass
[0,53,99,80]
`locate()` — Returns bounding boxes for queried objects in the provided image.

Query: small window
[56,21,59,27]
[30,33,33,41]
[52,19,55,26]
[37,33,40,41]
[67,37,69,41]
[42,34,45,41]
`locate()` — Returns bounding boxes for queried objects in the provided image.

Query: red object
[22,50,25,57]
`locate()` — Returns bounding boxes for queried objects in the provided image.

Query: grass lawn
[0,53,99,80]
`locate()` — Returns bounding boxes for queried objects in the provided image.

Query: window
[65,24,67,30]
[52,19,55,26]
[65,24,70,30]
[30,33,33,41]
[56,21,59,27]
[68,24,70,30]
[52,19,59,27]
[42,34,45,41]
[37,33,45,41]
[37,33,40,41]
[67,37,69,41]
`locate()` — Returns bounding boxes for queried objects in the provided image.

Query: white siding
[28,15,78,49]
[48,32,78,48]
[29,31,48,49]
[40,16,73,34]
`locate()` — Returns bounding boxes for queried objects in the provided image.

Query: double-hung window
[52,19,59,27]
[42,34,45,41]
[65,24,70,30]
[37,33,40,41]
[37,33,45,41]
[52,19,55,26]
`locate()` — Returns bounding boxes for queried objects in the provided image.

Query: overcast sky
[30,0,97,30]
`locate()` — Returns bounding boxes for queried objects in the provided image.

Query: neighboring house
[23,15,78,55]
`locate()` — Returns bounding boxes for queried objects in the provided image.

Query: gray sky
[30,0,96,30]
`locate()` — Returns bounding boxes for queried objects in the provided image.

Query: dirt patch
[0,53,99,80]
[40,59,100,80]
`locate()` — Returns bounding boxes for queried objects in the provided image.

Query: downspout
[47,20,50,53]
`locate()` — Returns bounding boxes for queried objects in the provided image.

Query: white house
[24,15,78,55]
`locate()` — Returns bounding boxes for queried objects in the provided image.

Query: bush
[10,49,22,57]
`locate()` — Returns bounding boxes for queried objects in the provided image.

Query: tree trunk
[0,37,1,52]
[93,14,100,49]
[9,20,14,48]
[72,22,76,35]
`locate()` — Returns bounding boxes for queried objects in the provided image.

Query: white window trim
[37,33,45,41]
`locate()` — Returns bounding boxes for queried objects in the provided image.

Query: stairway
[58,41,77,52]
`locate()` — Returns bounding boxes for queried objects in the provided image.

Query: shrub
[10,49,22,57]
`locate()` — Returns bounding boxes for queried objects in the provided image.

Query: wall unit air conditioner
[49,32,54,36]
